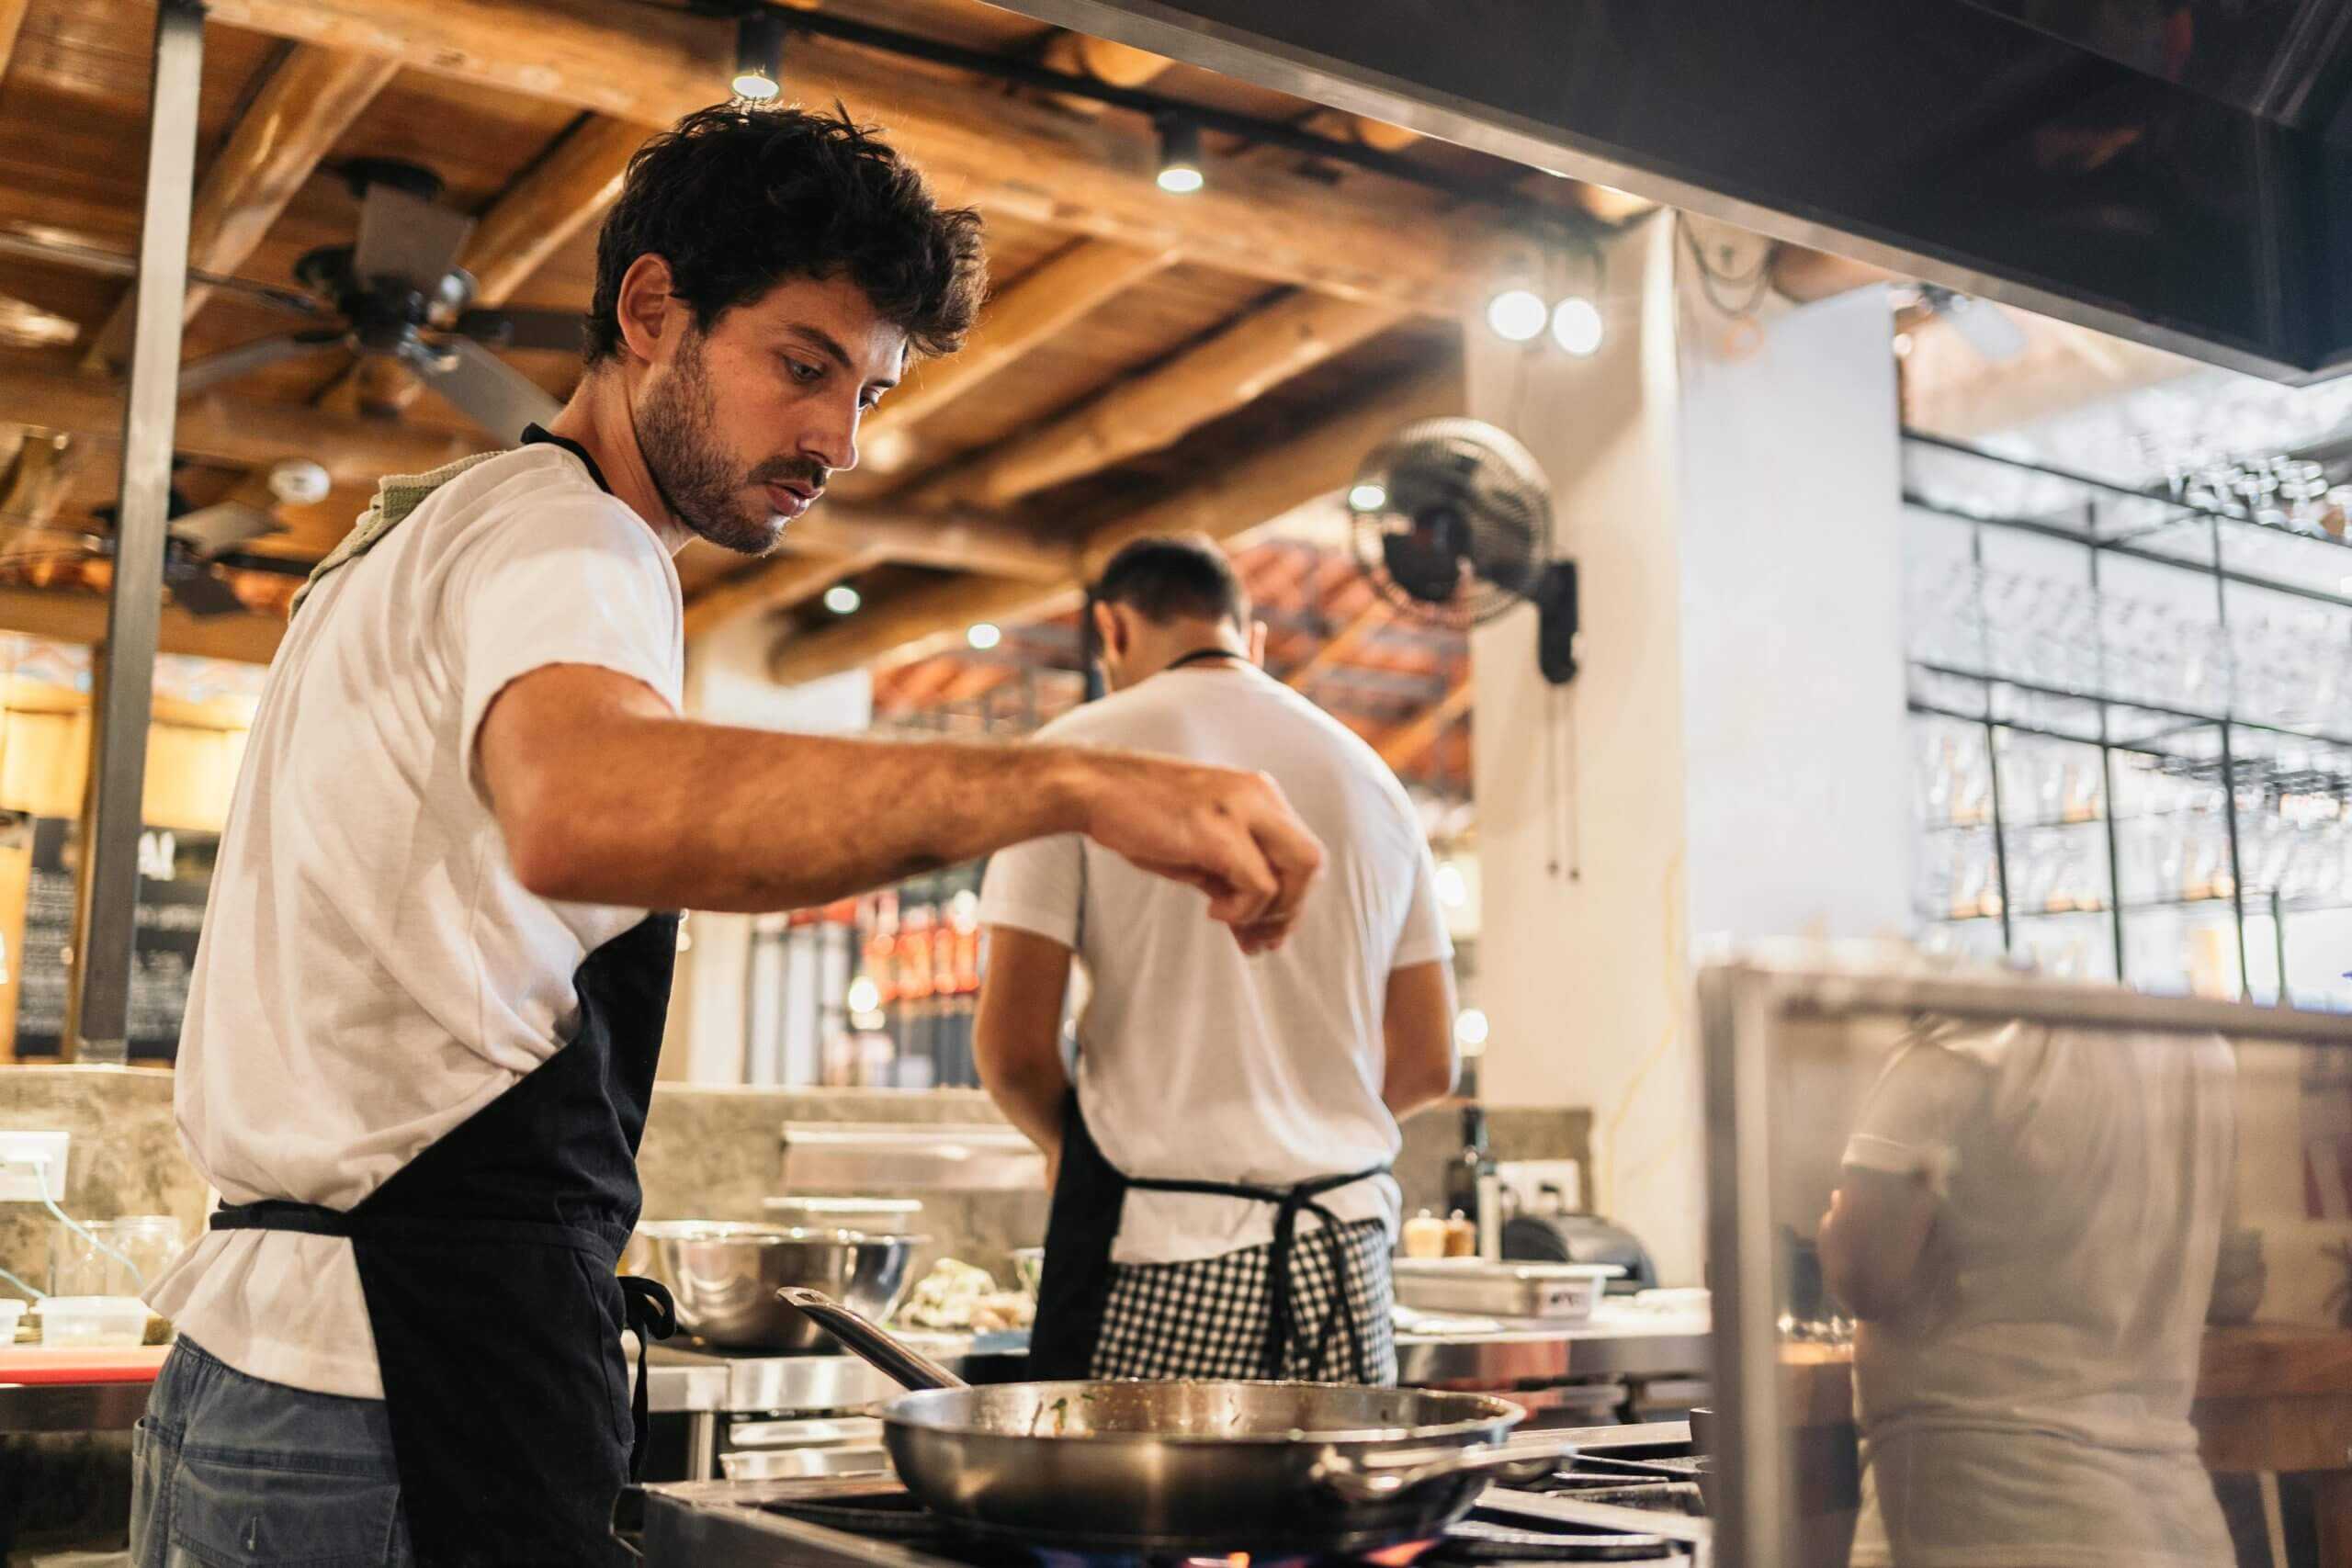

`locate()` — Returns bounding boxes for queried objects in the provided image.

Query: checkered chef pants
[1088,1216,1397,1383]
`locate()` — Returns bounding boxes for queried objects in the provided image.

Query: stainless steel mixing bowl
[635,1222,923,1350]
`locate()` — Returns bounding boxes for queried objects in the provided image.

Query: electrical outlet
[0,1131,69,1202]
[1497,1157,1581,1215]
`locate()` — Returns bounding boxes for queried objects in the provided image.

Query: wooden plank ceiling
[0,0,1629,764]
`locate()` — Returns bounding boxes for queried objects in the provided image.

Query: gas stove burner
[1522,1481,1705,1516]
[761,1489,944,1541]
[1429,1517,1679,1563]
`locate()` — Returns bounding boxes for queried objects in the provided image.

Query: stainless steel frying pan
[781,1286,1581,1554]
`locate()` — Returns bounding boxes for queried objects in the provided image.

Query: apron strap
[617,1276,676,1481]
[210,1201,676,1479]
[1128,1164,1387,1381]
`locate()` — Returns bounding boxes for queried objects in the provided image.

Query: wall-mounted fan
[1347,417,1580,684]
[0,159,577,440]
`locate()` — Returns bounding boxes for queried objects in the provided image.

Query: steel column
[70,0,206,1063]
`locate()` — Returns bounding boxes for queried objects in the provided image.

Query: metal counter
[647,1313,1713,1412]
[1396,1310,1713,1388]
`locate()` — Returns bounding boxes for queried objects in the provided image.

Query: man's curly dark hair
[586,104,987,365]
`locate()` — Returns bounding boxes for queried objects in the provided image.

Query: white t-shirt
[145,444,684,1400]
[1842,1020,2237,1568]
[979,663,1453,1267]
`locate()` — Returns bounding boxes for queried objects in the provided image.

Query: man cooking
[132,107,1323,1568]
[974,535,1459,1385]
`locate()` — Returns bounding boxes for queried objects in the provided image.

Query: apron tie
[1127,1165,1386,1381]
[618,1276,676,1481]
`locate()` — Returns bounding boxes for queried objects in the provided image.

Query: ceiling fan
[0,159,580,440]
[0,462,287,617]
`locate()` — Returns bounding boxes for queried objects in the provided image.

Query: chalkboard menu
[14,817,215,1062]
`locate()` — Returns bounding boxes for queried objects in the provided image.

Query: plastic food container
[35,1295,151,1348]
[0,1298,25,1343]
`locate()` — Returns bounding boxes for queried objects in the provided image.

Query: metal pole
[70,0,206,1065]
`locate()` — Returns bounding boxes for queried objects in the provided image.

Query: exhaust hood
[999,0,2352,383]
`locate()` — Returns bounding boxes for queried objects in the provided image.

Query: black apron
[1026,1091,1388,1382]
[209,425,679,1566]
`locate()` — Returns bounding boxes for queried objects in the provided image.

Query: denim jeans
[131,1338,412,1567]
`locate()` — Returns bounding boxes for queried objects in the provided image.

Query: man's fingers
[1196,820,1279,929]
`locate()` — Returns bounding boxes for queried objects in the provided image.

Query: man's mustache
[751,457,829,494]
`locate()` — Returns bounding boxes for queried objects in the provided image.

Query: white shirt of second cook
[145,446,684,1401]
[979,662,1453,1268]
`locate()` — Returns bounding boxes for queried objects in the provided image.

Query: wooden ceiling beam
[204,0,1504,316]
[684,547,881,641]
[0,0,32,85]
[0,356,492,481]
[681,500,1074,637]
[85,44,403,374]
[0,583,284,664]
[768,361,1461,685]
[1375,672,1472,770]
[781,506,1072,582]
[913,291,1405,510]
[863,238,1173,474]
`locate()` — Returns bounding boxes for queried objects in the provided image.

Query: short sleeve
[1842,1037,1989,1198]
[447,491,683,800]
[1393,834,1454,970]
[979,834,1083,950]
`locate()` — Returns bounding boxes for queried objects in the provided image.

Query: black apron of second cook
[1027,1090,1387,1382]
[209,424,678,1565]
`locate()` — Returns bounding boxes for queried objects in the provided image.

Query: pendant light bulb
[1156,119,1205,195]
[967,622,1002,650]
[1550,295,1604,356]
[1485,288,1547,343]
[822,584,861,615]
[732,11,787,102]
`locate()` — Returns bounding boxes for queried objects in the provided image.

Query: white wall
[1471,216,1907,1284]
[662,610,873,1084]
[1676,287,1909,942]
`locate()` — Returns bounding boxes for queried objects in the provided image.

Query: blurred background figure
[1818,1016,2238,1568]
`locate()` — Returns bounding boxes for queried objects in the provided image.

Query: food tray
[1391,1259,1622,1322]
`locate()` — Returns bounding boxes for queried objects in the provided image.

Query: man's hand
[1069,753,1325,953]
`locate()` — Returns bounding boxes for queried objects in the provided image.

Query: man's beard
[636,332,821,556]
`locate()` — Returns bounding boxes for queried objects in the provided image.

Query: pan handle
[775,1286,972,1392]
[1310,1428,1577,1503]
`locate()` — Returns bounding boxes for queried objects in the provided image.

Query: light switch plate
[0,1130,69,1202]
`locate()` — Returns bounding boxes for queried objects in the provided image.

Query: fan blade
[454,306,582,355]
[0,231,334,318]
[417,337,560,441]
[176,330,343,397]
[354,183,475,294]
[1939,293,2030,364]
[170,502,288,558]
[168,566,249,618]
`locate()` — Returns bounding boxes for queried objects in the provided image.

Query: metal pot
[781,1286,1582,1555]
[636,1223,922,1351]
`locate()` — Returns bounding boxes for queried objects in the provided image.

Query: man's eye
[786,359,823,383]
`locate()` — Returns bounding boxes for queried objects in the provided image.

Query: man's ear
[1093,601,1126,660]
[614,254,682,367]
[1248,619,1268,665]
